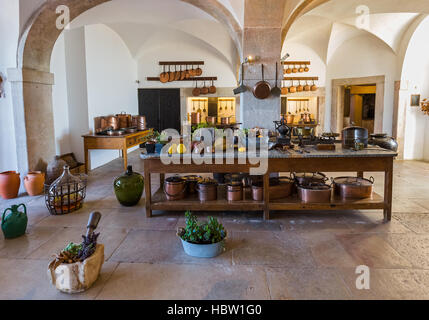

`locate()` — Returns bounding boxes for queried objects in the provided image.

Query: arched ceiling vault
[18,0,243,72]
[282,0,429,66]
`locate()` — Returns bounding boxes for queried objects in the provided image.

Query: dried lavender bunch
[76,232,100,261]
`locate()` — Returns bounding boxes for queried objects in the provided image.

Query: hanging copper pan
[160,65,169,83]
[195,65,203,76]
[253,64,271,100]
[192,81,201,96]
[209,80,217,94]
[174,65,181,81]
[180,65,186,80]
[168,65,175,82]
[201,81,209,95]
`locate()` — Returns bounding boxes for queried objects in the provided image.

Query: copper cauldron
[164,176,186,201]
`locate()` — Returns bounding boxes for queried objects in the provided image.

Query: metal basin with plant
[177,211,227,258]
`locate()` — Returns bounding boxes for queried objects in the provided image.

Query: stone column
[8,68,56,174]
[240,0,286,130]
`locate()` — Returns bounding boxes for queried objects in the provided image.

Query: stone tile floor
[1,151,429,300]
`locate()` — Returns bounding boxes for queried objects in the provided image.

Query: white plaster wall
[281,42,326,87]
[51,33,72,156]
[0,0,19,172]
[84,24,139,170]
[325,34,397,133]
[64,27,90,165]
[401,17,429,161]
[136,30,237,88]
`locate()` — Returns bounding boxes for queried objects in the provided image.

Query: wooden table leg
[84,145,89,174]
[123,147,128,171]
[383,158,393,222]
[357,171,364,178]
[263,173,270,220]
[145,169,152,218]
[160,173,165,187]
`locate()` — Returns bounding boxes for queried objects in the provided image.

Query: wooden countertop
[82,129,153,139]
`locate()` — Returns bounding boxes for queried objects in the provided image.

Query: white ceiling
[66,0,239,70]
[284,0,429,64]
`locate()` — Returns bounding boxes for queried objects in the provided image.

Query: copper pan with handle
[253,64,271,100]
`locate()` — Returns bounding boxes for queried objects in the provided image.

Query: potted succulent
[177,211,227,258]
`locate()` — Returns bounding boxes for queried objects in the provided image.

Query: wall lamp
[244,55,260,64]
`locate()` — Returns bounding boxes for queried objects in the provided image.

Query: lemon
[177,144,187,154]
[168,144,177,154]
[238,147,246,153]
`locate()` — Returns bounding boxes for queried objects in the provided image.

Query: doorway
[138,89,181,132]
[331,75,385,133]
[343,85,376,133]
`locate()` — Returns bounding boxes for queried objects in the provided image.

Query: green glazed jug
[114,166,144,207]
[2,204,28,239]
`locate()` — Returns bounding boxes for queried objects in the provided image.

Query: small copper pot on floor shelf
[332,176,374,199]
[196,179,218,202]
[183,175,202,194]
[226,183,243,201]
[297,183,332,203]
[164,176,186,201]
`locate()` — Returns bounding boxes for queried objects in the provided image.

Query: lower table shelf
[150,185,385,212]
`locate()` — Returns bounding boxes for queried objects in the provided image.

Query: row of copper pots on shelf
[101,114,146,131]
[160,65,203,83]
[281,80,318,94]
[192,80,217,96]
[284,64,310,74]
[163,172,375,203]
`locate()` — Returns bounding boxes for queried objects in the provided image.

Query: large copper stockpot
[269,177,294,200]
[298,183,332,203]
[293,172,328,186]
[206,116,217,125]
[106,116,119,130]
[196,180,218,201]
[332,176,374,199]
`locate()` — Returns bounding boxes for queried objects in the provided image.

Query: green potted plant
[177,211,227,258]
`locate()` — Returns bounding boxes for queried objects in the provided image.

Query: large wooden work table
[141,146,397,221]
[82,129,153,173]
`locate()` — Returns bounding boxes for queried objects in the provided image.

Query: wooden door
[138,89,181,132]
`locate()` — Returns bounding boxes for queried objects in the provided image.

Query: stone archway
[9,0,243,174]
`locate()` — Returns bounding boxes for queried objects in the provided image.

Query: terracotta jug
[24,171,45,196]
[0,171,21,199]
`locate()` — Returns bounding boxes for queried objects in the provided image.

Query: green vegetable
[179,211,227,244]
[64,242,82,256]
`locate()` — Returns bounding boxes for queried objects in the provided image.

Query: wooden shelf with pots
[151,185,264,211]
[142,153,396,221]
[269,192,384,211]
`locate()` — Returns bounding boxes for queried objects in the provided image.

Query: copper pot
[269,177,294,200]
[333,176,374,199]
[183,175,202,194]
[227,184,243,201]
[191,112,202,124]
[132,116,146,131]
[298,183,332,203]
[164,176,186,201]
[206,116,217,125]
[116,112,131,128]
[252,182,264,201]
[197,181,218,201]
[293,172,328,186]
[221,117,232,125]
[106,116,119,130]
[285,114,295,124]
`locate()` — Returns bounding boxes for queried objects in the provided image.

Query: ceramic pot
[2,204,27,239]
[180,239,225,258]
[114,166,144,206]
[0,171,20,199]
[24,171,45,196]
